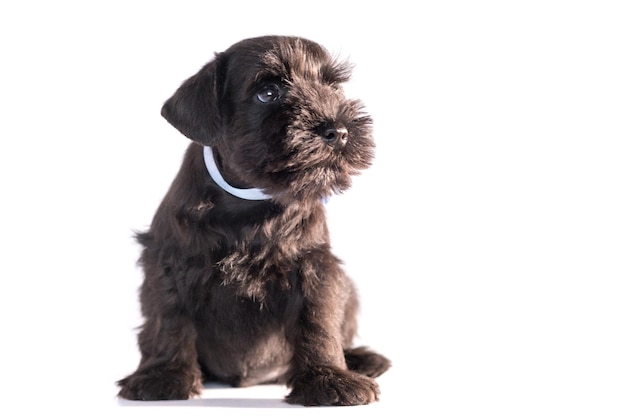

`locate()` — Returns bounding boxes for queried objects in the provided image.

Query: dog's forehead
[261,39,328,78]
[227,37,350,84]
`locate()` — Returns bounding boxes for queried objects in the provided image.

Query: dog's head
[162,36,375,203]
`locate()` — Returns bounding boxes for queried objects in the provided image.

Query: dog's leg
[117,250,203,404]
[117,313,202,400]
[285,256,381,406]
[118,231,205,401]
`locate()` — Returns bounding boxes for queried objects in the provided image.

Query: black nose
[321,126,348,147]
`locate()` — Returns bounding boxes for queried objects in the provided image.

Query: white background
[1,1,624,416]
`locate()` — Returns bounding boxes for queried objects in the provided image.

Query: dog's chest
[215,205,327,302]
[217,235,303,302]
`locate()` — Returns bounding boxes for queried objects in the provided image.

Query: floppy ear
[161,53,226,145]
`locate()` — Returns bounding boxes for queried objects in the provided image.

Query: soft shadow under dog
[118,383,299,408]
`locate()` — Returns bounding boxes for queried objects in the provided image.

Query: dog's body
[118,36,390,406]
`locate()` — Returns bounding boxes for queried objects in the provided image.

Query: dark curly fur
[117,36,390,406]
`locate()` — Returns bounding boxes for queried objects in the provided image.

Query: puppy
[118,35,390,406]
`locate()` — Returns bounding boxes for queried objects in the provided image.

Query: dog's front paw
[117,366,201,401]
[286,366,380,406]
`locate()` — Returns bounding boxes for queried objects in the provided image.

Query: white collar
[203,146,271,201]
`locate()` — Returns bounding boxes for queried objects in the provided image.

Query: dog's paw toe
[286,366,380,406]
[117,367,201,401]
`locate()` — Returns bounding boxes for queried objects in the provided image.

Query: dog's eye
[256,84,282,103]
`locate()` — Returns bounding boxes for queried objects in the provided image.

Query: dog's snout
[321,126,348,147]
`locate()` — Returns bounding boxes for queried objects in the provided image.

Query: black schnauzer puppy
[118,35,390,406]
